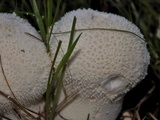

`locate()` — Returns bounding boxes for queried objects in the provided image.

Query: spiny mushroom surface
[50,9,150,120]
[0,13,51,114]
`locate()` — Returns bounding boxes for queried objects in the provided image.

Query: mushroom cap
[0,13,51,113]
[51,9,150,120]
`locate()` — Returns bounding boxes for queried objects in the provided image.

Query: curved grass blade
[53,28,145,42]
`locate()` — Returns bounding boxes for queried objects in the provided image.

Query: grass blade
[87,113,90,120]
[49,65,67,120]
[46,0,62,46]
[47,0,53,27]
[68,16,77,50]
[46,34,81,119]
[48,41,62,84]
[53,28,145,42]
[45,17,82,120]
[29,0,46,45]
[50,33,81,87]
[45,41,62,118]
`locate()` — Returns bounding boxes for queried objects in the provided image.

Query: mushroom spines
[51,9,150,120]
[0,13,51,113]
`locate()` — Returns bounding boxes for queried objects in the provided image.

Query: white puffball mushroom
[51,9,150,120]
[0,13,51,114]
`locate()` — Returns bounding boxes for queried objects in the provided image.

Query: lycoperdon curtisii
[0,13,51,117]
[50,9,150,120]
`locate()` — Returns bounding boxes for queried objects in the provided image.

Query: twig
[135,82,155,111]
[148,112,158,120]
[0,91,37,119]
[0,55,17,101]
[0,55,38,119]
[25,32,43,42]
[56,90,79,114]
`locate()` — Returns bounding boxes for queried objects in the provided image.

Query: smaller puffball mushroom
[0,13,51,115]
[50,9,150,120]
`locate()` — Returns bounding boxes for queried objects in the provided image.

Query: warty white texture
[0,13,51,114]
[50,9,150,120]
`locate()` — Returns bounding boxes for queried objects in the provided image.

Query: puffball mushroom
[0,13,51,114]
[51,9,150,120]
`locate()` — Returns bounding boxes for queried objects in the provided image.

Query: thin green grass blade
[142,115,147,120]
[48,33,81,118]
[45,41,62,119]
[49,17,80,88]
[45,17,81,120]
[50,33,81,89]
[30,0,46,43]
[43,0,47,26]
[21,0,32,12]
[48,41,62,84]
[51,0,61,29]
[87,113,90,120]
[46,33,81,119]
[68,16,77,50]
[46,0,61,46]
[47,0,53,27]
[49,65,67,120]
[53,28,145,42]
